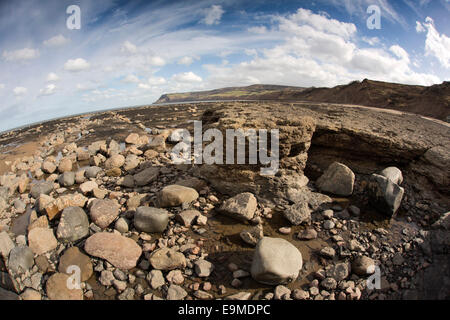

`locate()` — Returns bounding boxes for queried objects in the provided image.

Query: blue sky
[0,0,449,131]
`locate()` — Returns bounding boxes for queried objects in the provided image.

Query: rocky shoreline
[0,101,449,300]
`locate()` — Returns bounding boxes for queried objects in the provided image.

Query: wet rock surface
[0,101,448,300]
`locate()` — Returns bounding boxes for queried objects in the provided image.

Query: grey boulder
[316,162,355,196]
[57,206,90,242]
[368,174,404,216]
[134,206,169,233]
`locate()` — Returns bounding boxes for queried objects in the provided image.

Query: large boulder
[56,206,89,242]
[157,185,199,207]
[251,237,303,285]
[379,167,403,185]
[316,162,355,196]
[89,199,120,229]
[84,232,142,270]
[134,206,169,233]
[219,192,257,221]
[368,174,404,216]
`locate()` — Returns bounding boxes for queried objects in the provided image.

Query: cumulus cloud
[121,41,138,54]
[178,56,195,66]
[248,26,268,34]
[39,84,56,96]
[3,48,39,61]
[148,76,166,85]
[421,17,450,68]
[172,71,202,83]
[122,74,139,83]
[204,8,440,87]
[43,34,70,47]
[13,87,27,96]
[201,5,224,25]
[148,56,165,66]
[46,73,59,82]
[64,58,90,72]
[416,21,426,33]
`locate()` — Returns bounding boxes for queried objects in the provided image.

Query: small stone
[220,192,257,221]
[115,218,129,233]
[166,269,184,285]
[149,247,186,271]
[297,228,317,240]
[166,284,187,300]
[58,158,73,173]
[352,256,376,276]
[320,247,336,259]
[194,259,214,277]
[283,201,311,225]
[0,231,14,259]
[157,185,199,208]
[379,167,403,185]
[80,181,98,194]
[292,289,309,300]
[58,172,75,187]
[323,220,335,230]
[176,210,200,227]
[148,270,165,289]
[274,285,291,300]
[240,224,264,246]
[20,288,41,300]
[279,227,291,234]
[89,199,120,229]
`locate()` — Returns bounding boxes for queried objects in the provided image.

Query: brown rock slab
[84,232,142,270]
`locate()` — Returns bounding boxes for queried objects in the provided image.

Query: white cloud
[121,41,138,54]
[148,76,166,85]
[172,71,202,83]
[203,8,440,88]
[148,56,166,66]
[13,87,27,96]
[390,45,410,63]
[416,21,426,33]
[202,5,224,25]
[64,58,90,72]
[43,34,70,47]
[46,72,59,82]
[178,56,195,66]
[122,74,140,83]
[421,17,450,68]
[0,84,4,89]
[39,84,56,96]
[2,48,39,61]
[362,37,380,46]
[248,26,268,34]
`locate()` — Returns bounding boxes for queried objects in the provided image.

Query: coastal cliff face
[155,80,450,122]
[0,101,448,300]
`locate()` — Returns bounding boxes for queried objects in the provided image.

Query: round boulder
[251,237,303,285]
